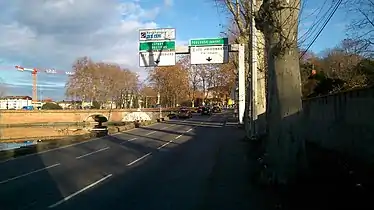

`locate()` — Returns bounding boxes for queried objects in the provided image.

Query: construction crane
[14,65,74,103]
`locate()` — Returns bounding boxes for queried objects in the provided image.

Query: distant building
[0,96,32,110]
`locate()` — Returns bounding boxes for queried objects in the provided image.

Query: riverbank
[0,119,162,161]
[0,121,154,142]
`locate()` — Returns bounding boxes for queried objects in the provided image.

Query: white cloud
[0,0,160,81]
[164,0,173,7]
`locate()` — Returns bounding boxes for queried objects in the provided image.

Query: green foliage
[92,101,100,109]
[42,102,63,110]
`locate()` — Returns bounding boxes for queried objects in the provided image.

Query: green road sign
[139,41,175,51]
[189,38,228,46]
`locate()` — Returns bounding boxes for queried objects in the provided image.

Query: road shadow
[247,101,374,209]
[104,134,180,155]
[47,112,265,210]
[115,132,181,144]
[0,145,64,210]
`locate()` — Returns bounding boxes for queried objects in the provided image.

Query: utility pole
[157,92,161,118]
[249,0,258,138]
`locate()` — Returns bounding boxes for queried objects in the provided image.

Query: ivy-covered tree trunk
[255,0,306,184]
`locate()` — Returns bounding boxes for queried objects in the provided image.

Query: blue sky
[0,0,351,100]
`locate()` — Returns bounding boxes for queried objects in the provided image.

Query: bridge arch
[84,113,108,123]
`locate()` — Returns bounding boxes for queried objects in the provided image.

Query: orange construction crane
[14,65,74,102]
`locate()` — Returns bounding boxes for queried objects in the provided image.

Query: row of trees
[147,55,236,107]
[65,57,140,109]
[64,55,237,109]
[301,39,374,97]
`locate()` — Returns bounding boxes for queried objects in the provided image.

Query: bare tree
[179,55,201,106]
[345,0,374,56]
[216,0,267,136]
[255,0,305,184]
[0,78,6,98]
[148,64,189,107]
[65,57,139,109]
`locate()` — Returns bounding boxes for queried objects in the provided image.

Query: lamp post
[157,92,161,118]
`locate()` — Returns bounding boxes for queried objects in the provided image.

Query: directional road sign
[138,28,176,67]
[190,38,228,46]
[189,38,229,64]
[139,41,175,51]
[139,28,176,41]
[190,45,229,64]
[139,51,176,67]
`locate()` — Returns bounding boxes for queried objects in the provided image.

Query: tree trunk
[256,0,306,184]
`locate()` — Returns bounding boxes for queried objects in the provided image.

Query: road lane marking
[186,128,193,132]
[157,141,172,149]
[48,174,113,208]
[127,153,151,166]
[0,122,163,164]
[145,131,157,135]
[0,163,61,184]
[175,134,183,139]
[127,137,137,142]
[75,147,109,159]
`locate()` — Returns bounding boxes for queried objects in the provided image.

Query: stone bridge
[0,108,176,125]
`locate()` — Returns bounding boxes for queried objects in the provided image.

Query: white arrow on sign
[139,51,176,67]
[190,46,229,64]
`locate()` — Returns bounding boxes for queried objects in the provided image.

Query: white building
[0,96,33,110]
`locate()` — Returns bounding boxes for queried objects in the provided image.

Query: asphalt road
[0,112,253,210]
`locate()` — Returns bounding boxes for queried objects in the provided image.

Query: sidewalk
[198,125,278,210]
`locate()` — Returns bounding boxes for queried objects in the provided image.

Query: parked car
[178,109,192,118]
[201,106,212,116]
[197,106,204,113]
[212,106,221,113]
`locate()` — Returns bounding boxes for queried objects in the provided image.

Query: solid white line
[48,174,113,208]
[127,153,151,166]
[145,131,157,135]
[76,147,109,159]
[186,128,193,132]
[0,163,61,184]
[175,134,183,139]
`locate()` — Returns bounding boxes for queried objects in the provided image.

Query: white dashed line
[145,131,157,136]
[0,163,61,184]
[157,141,172,149]
[127,153,152,166]
[175,134,183,139]
[186,128,193,132]
[48,174,113,208]
[127,137,137,142]
[76,147,109,159]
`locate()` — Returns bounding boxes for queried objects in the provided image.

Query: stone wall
[0,108,174,125]
[303,87,374,162]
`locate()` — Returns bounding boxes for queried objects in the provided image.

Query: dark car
[178,109,192,118]
[197,106,204,113]
[212,106,221,113]
[201,106,212,116]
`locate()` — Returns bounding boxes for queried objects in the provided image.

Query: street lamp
[157,92,161,118]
